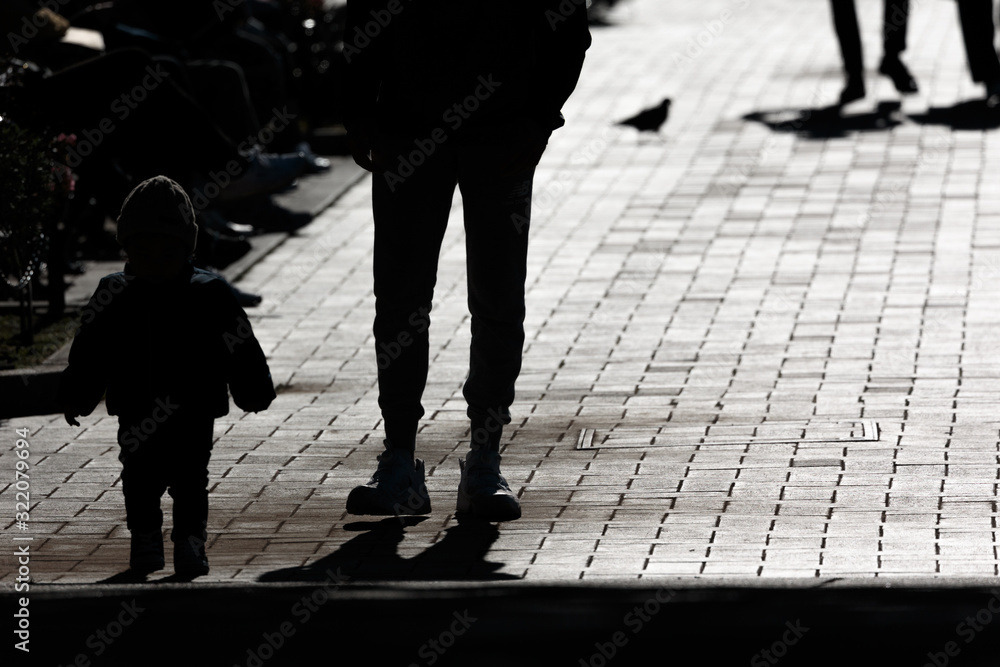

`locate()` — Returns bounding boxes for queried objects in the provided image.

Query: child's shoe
[130,530,165,573]
[174,535,210,577]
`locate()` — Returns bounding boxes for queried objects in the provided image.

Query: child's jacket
[59,263,276,420]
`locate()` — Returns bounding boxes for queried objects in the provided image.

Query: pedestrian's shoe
[346,441,431,516]
[129,529,164,574]
[456,448,521,522]
[878,56,918,94]
[174,534,210,577]
[296,141,332,173]
[214,146,307,203]
[838,75,866,105]
[986,79,1000,109]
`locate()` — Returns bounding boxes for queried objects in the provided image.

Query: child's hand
[64,412,80,426]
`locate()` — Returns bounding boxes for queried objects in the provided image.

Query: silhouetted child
[59,175,276,577]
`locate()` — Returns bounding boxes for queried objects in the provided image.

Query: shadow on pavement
[907,99,1000,131]
[743,102,904,139]
[745,98,1000,138]
[97,569,151,584]
[97,569,209,584]
[258,516,521,583]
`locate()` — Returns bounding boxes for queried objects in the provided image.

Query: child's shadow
[259,516,521,583]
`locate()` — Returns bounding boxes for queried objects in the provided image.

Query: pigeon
[616,98,671,133]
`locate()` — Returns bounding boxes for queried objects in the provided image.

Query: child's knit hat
[116,175,198,253]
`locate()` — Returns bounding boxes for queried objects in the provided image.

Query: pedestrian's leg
[451,121,548,523]
[956,0,1000,84]
[458,146,541,452]
[879,0,918,92]
[883,0,909,56]
[371,139,459,452]
[344,138,458,517]
[118,421,167,572]
[165,414,214,576]
[118,445,166,534]
[829,0,865,103]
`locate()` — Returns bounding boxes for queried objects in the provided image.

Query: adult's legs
[830,0,864,78]
[458,121,549,452]
[956,0,1000,84]
[371,138,460,451]
[345,136,457,516]
[829,0,866,102]
[446,122,547,522]
[882,0,910,57]
[879,0,918,92]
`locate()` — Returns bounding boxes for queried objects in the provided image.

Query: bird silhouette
[616,98,671,133]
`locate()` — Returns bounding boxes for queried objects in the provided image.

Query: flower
[48,133,78,196]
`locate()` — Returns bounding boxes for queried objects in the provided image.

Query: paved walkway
[5,0,1000,594]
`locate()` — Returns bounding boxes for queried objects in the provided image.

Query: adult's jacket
[342,0,592,139]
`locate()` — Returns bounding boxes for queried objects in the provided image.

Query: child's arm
[58,276,118,424]
[216,282,276,413]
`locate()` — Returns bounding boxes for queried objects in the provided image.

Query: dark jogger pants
[117,410,214,544]
[370,119,549,451]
